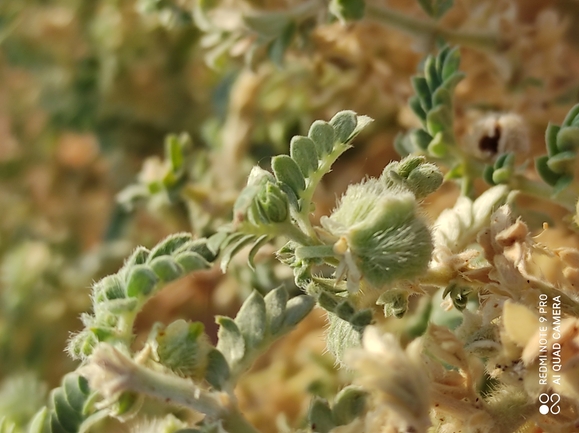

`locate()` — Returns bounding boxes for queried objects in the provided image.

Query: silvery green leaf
[441,46,461,81]
[235,291,267,351]
[63,375,89,414]
[52,390,81,433]
[175,251,211,273]
[220,234,255,273]
[536,155,561,186]
[562,103,579,127]
[329,110,357,143]
[247,235,270,271]
[216,316,245,366]
[332,386,367,426]
[308,120,335,155]
[272,155,306,195]
[433,185,508,253]
[290,136,318,176]
[347,115,374,142]
[204,349,230,391]
[545,123,560,157]
[125,265,159,298]
[412,76,431,112]
[557,126,579,152]
[282,295,314,328]
[264,286,288,335]
[424,55,441,92]
[207,231,228,256]
[147,233,193,261]
[120,246,149,277]
[150,256,183,282]
[308,398,335,433]
[409,96,427,124]
[29,408,50,433]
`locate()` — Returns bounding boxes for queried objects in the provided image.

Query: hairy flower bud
[322,179,433,289]
[154,320,211,378]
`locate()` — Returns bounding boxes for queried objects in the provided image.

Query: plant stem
[365,4,501,51]
[512,175,576,212]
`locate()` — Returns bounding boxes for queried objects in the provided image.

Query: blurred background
[0,0,578,430]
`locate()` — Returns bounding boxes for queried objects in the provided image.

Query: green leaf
[125,265,159,298]
[29,408,50,433]
[561,103,579,127]
[149,256,184,282]
[557,126,579,152]
[63,375,89,414]
[204,349,230,391]
[426,105,452,138]
[220,234,255,272]
[308,120,335,156]
[264,286,288,335]
[483,165,496,185]
[290,136,319,176]
[441,71,465,91]
[409,95,427,124]
[547,150,576,174]
[52,390,81,433]
[409,129,432,151]
[309,398,335,433]
[441,46,461,81]
[282,295,315,328]
[332,386,367,426]
[432,86,452,109]
[424,55,441,93]
[411,76,432,112]
[545,123,561,157]
[427,131,448,157]
[216,316,245,366]
[329,0,365,22]
[435,45,451,76]
[148,233,193,261]
[329,110,358,143]
[120,246,149,275]
[247,235,270,271]
[50,414,69,433]
[175,251,211,273]
[535,155,561,186]
[235,291,267,351]
[272,155,306,195]
[417,0,454,19]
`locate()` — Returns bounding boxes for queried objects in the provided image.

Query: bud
[381,156,443,199]
[154,320,211,378]
[323,178,433,289]
[254,182,289,223]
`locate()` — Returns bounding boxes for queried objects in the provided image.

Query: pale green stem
[84,344,261,433]
[511,174,577,212]
[365,4,501,51]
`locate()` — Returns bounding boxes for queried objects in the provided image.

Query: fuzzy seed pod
[322,179,433,289]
